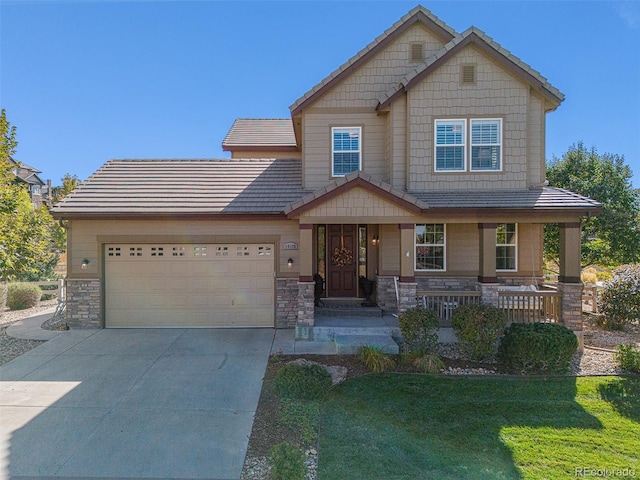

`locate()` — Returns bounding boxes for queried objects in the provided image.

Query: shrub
[581,267,598,285]
[358,345,396,373]
[0,283,7,316]
[413,353,445,374]
[7,282,42,310]
[451,304,507,361]
[599,264,640,330]
[398,306,439,354]
[615,344,640,374]
[272,363,332,400]
[498,322,578,374]
[268,441,306,480]
[279,399,321,444]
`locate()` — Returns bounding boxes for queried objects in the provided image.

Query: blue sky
[1,0,639,188]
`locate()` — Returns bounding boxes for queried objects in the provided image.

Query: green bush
[268,441,306,480]
[272,363,332,400]
[279,399,321,444]
[451,304,507,361]
[358,345,396,373]
[413,353,445,374]
[498,323,578,374]
[615,344,640,374]
[599,264,640,330]
[398,306,439,354]
[7,282,42,310]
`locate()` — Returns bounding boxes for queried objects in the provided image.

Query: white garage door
[105,243,274,328]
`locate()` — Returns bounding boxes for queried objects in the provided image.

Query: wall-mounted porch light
[287,258,293,269]
[81,259,90,270]
[371,235,379,246]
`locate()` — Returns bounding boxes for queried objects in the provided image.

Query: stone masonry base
[66,278,101,329]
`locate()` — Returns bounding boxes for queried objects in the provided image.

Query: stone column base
[478,282,499,307]
[397,282,417,313]
[295,281,315,340]
[66,278,101,329]
[558,282,584,351]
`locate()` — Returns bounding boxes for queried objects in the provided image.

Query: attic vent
[410,43,424,62]
[462,65,476,85]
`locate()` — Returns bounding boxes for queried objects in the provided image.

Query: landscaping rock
[289,358,348,385]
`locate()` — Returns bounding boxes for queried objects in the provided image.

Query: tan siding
[407,45,530,191]
[302,112,387,189]
[230,151,302,159]
[527,92,545,186]
[390,97,408,189]
[515,223,543,276]
[68,219,300,277]
[379,224,400,274]
[315,24,446,109]
[446,224,479,273]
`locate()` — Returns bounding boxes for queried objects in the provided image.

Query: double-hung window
[471,119,502,171]
[434,120,465,171]
[415,224,445,271]
[496,223,517,271]
[332,127,361,176]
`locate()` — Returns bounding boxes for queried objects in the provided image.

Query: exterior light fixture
[287,258,293,268]
[81,259,90,270]
[372,235,379,246]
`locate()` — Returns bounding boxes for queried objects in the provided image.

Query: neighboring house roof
[377,27,564,111]
[222,119,297,152]
[289,5,456,116]
[8,157,46,186]
[51,159,311,217]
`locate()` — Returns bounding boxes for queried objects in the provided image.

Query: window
[332,127,361,176]
[415,224,445,271]
[496,223,517,271]
[471,119,501,171]
[434,120,465,171]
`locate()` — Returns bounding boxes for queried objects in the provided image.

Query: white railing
[416,291,482,323]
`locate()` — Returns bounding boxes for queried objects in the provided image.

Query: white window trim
[415,223,447,272]
[496,223,517,272]
[470,118,503,172]
[434,119,466,172]
[331,126,362,177]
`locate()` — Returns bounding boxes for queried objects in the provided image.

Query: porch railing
[416,289,563,325]
[416,291,482,323]
[498,290,562,324]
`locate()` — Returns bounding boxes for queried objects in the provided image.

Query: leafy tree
[545,142,640,267]
[52,173,80,203]
[0,110,60,281]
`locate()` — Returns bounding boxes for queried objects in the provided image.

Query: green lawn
[319,375,640,480]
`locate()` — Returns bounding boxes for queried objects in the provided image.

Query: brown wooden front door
[327,224,357,297]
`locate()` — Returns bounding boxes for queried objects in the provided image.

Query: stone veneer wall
[375,276,397,311]
[276,278,298,328]
[66,278,101,329]
[415,276,478,291]
[558,282,584,350]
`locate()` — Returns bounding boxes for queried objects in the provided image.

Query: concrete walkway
[1,325,274,479]
[6,307,60,341]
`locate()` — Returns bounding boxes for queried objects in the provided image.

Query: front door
[327,224,357,297]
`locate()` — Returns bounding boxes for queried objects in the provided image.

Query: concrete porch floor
[271,314,458,355]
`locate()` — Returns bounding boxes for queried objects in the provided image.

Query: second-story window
[332,127,361,176]
[434,119,466,171]
[471,119,502,171]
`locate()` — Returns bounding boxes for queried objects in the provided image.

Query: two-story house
[52,6,600,342]
[9,157,48,208]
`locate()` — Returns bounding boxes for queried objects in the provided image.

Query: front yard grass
[319,375,640,480]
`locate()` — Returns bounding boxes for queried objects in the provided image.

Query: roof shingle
[222,119,297,150]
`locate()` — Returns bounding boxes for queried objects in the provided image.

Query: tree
[52,173,80,203]
[0,110,60,281]
[545,142,640,267]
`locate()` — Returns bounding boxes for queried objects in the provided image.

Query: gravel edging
[0,301,57,367]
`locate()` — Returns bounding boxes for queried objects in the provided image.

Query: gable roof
[222,119,297,152]
[52,158,311,217]
[377,27,564,111]
[284,170,429,218]
[289,5,456,116]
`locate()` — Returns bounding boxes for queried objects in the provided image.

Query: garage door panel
[105,243,274,328]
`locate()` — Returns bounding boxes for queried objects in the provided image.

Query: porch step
[312,316,401,341]
[334,334,399,355]
[315,306,383,318]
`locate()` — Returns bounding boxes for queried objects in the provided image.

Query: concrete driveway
[0,328,274,479]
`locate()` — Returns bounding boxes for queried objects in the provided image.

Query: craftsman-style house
[52,6,600,342]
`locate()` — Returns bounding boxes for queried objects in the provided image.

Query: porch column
[558,222,583,349]
[398,224,416,312]
[478,223,499,307]
[296,224,315,339]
